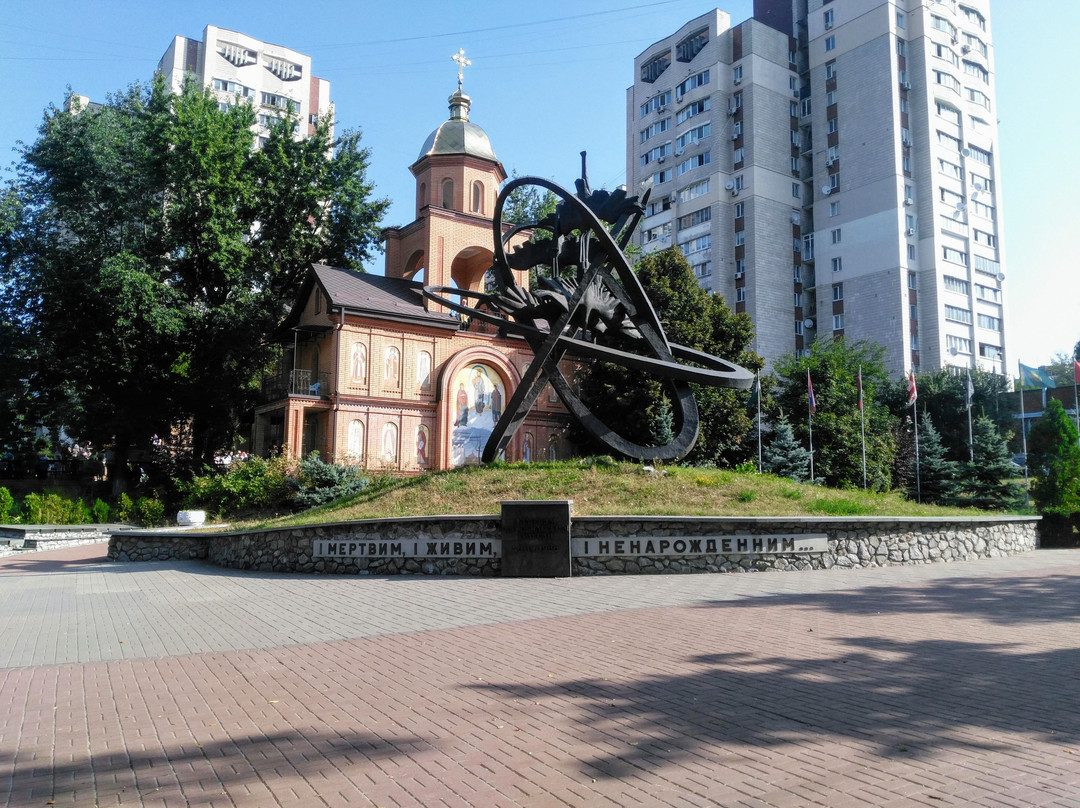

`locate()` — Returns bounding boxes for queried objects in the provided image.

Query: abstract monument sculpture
[424,155,754,463]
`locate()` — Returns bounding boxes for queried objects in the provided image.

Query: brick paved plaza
[0,544,1078,807]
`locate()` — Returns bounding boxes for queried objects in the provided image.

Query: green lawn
[226,460,1005,531]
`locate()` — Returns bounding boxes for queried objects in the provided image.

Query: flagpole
[859,365,867,489]
[1019,360,1030,508]
[756,372,762,473]
[913,396,921,504]
[807,368,815,483]
[966,367,975,464]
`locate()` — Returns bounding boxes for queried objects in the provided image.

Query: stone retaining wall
[571,516,1038,575]
[108,514,1039,576]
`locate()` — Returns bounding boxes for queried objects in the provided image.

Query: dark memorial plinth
[501,500,572,577]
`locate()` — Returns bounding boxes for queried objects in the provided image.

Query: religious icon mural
[351,342,367,383]
[417,351,432,391]
[347,419,365,461]
[522,431,532,463]
[416,425,430,467]
[450,363,507,466]
[384,346,400,387]
[382,422,399,464]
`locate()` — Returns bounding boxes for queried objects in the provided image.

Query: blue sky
[1,0,1076,368]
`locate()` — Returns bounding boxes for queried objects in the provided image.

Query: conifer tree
[762,415,811,482]
[1027,398,1080,514]
[964,416,1022,510]
[912,412,960,505]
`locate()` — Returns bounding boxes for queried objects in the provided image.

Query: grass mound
[228,460,989,531]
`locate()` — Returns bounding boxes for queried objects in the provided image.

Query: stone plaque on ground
[500,500,572,577]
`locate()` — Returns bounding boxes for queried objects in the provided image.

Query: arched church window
[471,181,484,214]
[441,178,454,209]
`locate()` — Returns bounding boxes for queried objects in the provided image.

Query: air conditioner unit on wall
[906,228,916,236]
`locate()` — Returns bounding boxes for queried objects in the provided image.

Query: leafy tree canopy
[769,337,896,490]
[573,247,762,467]
[0,76,389,477]
[1027,398,1080,514]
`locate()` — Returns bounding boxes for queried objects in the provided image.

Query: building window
[947,335,973,355]
[652,169,673,185]
[441,178,454,209]
[677,98,711,124]
[676,27,709,62]
[977,313,1001,331]
[733,65,743,84]
[471,181,484,214]
[639,91,673,118]
[827,118,838,134]
[794,291,802,307]
[693,261,712,278]
[829,201,839,217]
[896,11,905,28]
[833,282,844,301]
[734,201,745,219]
[640,117,672,143]
[943,246,968,265]
[792,182,801,198]
[678,179,710,203]
[945,305,972,324]
[734,147,745,165]
[736,287,746,303]
[790,101,799,117]
[736,258,746,275]
[896,39,906,57]
[679,234,712,255]
[795,320,804,336]
[974,229,996,247]
[832,256,843,272]
[675,151,711,176]
[980,343,1003,360]
[793,265,802,283]
[828,174,840,191]
[735,230,746,247]
[944,275,970,294]
[976,284,1001,303]
[677,207,712,230]
[675,69,710,100]
[733,175,744,191]
[908,272,918,290]
[824,9,834,28]
[825,62,836,80]
[833,314,844,331]
[640,50,672,84]
[825,36,836,52]
[676,123,710,150]
[733,91,743,110]
[831,228,842,244]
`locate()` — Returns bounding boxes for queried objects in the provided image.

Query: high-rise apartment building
[158,25,333,146]
[627,2,1005,376]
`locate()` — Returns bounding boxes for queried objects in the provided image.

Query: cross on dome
[451,48,471,91]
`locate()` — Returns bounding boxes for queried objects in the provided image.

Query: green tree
[1027,398,1080,514]
[1046,352,1080,388]
[769,337,896,490]
[963,415,1022,510]
[913,412,960,505]
[882,367,1013,463]
[573,247,763,466]
[0,77,388,479]
[761,415,811,482]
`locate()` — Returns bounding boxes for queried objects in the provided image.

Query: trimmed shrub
[92,498,110,524]
[0,487,13,523]
[289,453,369,509]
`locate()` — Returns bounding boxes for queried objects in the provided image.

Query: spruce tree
[964,416,1022,510]
[762,415,811,482]
[912,412,960,505]
[1027,398,1080,514]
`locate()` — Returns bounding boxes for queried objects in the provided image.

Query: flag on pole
[907,371,918,406]
[965,368,975,409]
[1073,359,1080,385]
[857,367,864,411]
[808,370,817,414]
[1019,362,1055,389]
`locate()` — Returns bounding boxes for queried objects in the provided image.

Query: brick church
[252,86,571,471]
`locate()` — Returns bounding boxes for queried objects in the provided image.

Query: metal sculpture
[423,154,754,463]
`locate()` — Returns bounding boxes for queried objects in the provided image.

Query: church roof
[280,264,460,335]
[416,90,497,162]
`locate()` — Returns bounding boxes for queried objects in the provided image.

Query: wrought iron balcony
[261,370,330,401]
